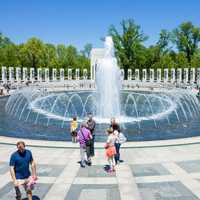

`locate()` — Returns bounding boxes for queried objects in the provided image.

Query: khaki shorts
[16,178,34,193]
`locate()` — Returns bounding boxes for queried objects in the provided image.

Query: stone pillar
[197,68,200,86]
[164,68,169,83]
[60,68,64,81]
[75,69,80,80]
[142,69,147,82]
[23,68,28,82]
[16,67,21,82]
[44,68,49,82]
[170,68,175,83]
[37,68,42,82]
[9,67,14,83]
[127,69,132,80]
[177,68,182,83]
[30,68,35,82]
[52,68,57,81]
[1,66,7,83]
[68,68,72,80]
[190,68,195,84]
[156,68,161,82]
[149,69,154,82]
[183,68,189,84]
[119,69,124,81]
[83,69,88,80]
[134,69,140,81]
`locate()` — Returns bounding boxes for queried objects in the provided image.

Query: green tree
[191,50,200,67]
[157,29,172,55]
[175,52,189,68]
[108,19,147,77]
[18,38,45,71]
[0,44,19,67]
[56,44,68,68]
[0,32,12,48]
[81,43,92,58]
[172,21,200,62]
[42,43,57,69]
[65,45,78,68]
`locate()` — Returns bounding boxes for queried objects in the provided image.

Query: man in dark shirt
[10,141,37,200]
[110,117,120,132]
[87,113,96,158]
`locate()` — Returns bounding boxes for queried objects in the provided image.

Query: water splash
[95,36,121,118]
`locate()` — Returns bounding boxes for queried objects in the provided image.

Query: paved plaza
[1,139,200,199]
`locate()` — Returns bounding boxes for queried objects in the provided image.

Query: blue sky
[0,0,200,50]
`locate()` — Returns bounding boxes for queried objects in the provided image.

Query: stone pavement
[1,142,200,199]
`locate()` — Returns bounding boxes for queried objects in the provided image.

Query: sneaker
[80,163,85,168]
[87,161,92,166]
[15,195,22,200]
[107,169,113,173]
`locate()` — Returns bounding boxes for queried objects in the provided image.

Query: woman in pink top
[77,123,92,168]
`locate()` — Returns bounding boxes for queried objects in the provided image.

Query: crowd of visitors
[70,115,127,171]
[9,116,126,199]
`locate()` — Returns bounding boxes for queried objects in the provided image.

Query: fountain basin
[1,86,200,142]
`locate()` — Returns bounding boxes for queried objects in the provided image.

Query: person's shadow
[22,196,40,200]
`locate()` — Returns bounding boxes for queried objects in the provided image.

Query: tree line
[1,19,200,79]
[0,35,92,77]
[109,19,200,78]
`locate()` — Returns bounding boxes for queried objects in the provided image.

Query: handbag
[80,129,92,146]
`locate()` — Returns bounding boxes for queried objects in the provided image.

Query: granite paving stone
[130,163,171,177]
[77,165,116,177]
[0,182,52,200]
[65,184,121,200]
[176,160,200,173]
[137,181,200,200]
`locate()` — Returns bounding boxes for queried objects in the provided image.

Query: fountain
[95,36,121,119]
[1,36,200,142]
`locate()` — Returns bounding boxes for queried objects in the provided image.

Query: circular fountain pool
[0,87,200,142]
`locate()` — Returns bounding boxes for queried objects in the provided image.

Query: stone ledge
[1,135,200,149]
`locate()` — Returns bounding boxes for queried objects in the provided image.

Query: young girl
[105,128,117,172]
[70,117,78,143]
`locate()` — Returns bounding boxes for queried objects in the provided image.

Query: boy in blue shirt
[10,141,37,200]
